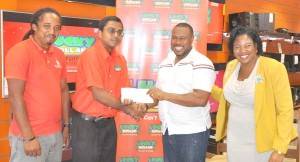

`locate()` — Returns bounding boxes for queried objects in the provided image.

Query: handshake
[121,99,149,120]
[121,87,164,120]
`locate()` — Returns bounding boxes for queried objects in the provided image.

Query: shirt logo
[54,60,62,68]
[255,74,264,83]
[114,65,122,71]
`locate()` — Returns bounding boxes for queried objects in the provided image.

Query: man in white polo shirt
[147,23,216,162]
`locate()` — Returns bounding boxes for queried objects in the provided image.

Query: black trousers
[71,114,117,162]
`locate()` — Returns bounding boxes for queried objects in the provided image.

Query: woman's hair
[98,16,123,31]
[22,8,62,40]
[227,26,263,61]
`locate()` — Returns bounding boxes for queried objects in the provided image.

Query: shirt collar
[169,47,194,64]
[29,35,55,54]
[95,40,120,60]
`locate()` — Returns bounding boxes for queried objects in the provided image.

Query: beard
[46,41,53,46]
[45,34,56,46]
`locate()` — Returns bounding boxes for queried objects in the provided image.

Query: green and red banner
[116,0,209,161]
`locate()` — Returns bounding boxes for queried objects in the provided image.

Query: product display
[229,12,275,32]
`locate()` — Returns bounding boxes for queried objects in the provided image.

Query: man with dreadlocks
[5,8,70,162]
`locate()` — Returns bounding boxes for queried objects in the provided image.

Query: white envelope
[121,88,154,103]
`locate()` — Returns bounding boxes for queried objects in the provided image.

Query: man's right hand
[23,138,41,157]
[124,103,147,119]
[122,98,134,106]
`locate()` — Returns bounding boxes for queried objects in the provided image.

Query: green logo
[152,30,172,40]
[153,0,172,8]
[145,46,154,53]
[181,0,201,8]
[148,157,164,162]
[54,36,95,55]
[140,13,160,23]
[148,124,162,134]
[128,63,141,73]
[120,124,140,134]
[169,14,189,24]
[114,65,122,71]
[150,64,159,73]
[122,0,144,6]
[119,157,139,162]
[193,31,201,41]
[136,79,156,89]
[136,141,156,151]
[208,8,212,24]
[123,29,143,39]
[143,46,157,56]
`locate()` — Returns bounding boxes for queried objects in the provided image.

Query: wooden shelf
[289,72,300,87]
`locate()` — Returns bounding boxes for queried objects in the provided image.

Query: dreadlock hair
[22,8,62,40]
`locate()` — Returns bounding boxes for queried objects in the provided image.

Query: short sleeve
[5,44,29,81]
[192,59,216,92]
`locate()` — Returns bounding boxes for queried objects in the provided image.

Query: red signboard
[207,2,224,44]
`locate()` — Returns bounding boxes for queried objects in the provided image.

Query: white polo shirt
[156,48,216,135]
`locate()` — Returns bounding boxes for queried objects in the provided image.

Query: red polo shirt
[5,36,67,136]
[72,40,131,118]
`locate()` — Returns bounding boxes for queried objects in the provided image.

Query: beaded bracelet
[62,123,71,128]
[23,136,35,143]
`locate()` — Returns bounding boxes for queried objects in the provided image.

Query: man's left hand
[62,127,70,150]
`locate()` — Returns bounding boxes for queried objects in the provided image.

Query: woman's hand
[268,150,284,162]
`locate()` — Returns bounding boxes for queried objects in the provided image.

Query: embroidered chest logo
[114,65,122,71]
[54,60,62,68]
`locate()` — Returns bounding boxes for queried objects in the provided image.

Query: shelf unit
[289,72,300,87]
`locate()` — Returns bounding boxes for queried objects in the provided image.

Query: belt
[72,109,112,122]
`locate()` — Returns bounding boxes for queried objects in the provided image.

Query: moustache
[45,34,56,38]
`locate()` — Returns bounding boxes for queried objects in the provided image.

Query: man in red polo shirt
[71,16,146,162]
[5,8,70,162]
